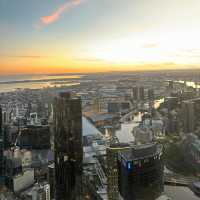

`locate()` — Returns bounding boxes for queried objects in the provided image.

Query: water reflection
[0,74,82,83]
[0,82,80,93]
[115,98,164,143]
[175,80,200,89]
[0,74,82,92]
[115,113,142,143]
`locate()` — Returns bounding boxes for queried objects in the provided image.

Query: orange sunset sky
[1,0,200,74]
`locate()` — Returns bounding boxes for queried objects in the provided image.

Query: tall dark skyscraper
[181,98,200,134]
[139,87,145,101]
[132,87,139,101]
[133,86,145,101]
[53,92,83,200]
[118,143,164,200]
[168,80,174,90]
[0,106,5,184]
[148,89,155,101]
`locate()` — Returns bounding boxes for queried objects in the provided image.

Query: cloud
[142,43,159,49]
[175,49,200,58]
[40,0,85,26]
[74,57,106,62]
[183,49,200,55]
[0,54,48,59]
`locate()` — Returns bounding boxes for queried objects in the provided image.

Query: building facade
[53,92,83,200]
[148,89,155,101]
[0,106,5,184]
[181,98,200,133]
[118,143,164,200]
[107,143,130,200]
[183,134,200,172]
[17,125,51,149]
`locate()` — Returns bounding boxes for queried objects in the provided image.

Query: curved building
[117,143,164,200]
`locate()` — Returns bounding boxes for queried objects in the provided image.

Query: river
[173,80,200,89]
[115,112,142,143]
[0,74,82,93]
[115,98,164,143]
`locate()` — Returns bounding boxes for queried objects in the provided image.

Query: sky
[1,0,200,74]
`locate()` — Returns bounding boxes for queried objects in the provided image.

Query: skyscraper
[0,106,5,184]
[168,81,174,90]
[118,143,164,200]
[53,92,83,200]
[182,100,195,133]
[17,125,51,149]
[132,87,139,101]
[107,143,130,200]
[148,89,155,101]
[132,87,145,101]
[139,87,145,101]
[181,98,200,134]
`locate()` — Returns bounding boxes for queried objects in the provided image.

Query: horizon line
[1,67,200,76]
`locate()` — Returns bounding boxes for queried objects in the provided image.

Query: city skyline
[1,70,200,199]
[1,0,200,74]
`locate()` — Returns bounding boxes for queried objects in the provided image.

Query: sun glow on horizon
[84,31,200,66]
[1,0,200,74]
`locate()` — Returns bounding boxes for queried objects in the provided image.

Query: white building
[13,169,34,192]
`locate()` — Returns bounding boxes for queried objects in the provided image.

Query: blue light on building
[127,161,133,171]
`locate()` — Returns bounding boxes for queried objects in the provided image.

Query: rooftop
[119,143,162,161]
[82,116,102,136]
[89,113,116,122]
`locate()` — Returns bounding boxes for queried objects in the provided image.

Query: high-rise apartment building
[132,87,139,101]
[17,125,51,149]
[168,80,174,90]
[93,97,101,113]
[139,87,145,101]
[148,89,155,101]
[53,92,83,200]
[182,99,196,133]
[132,87,145,101]
[107,143,130,200]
